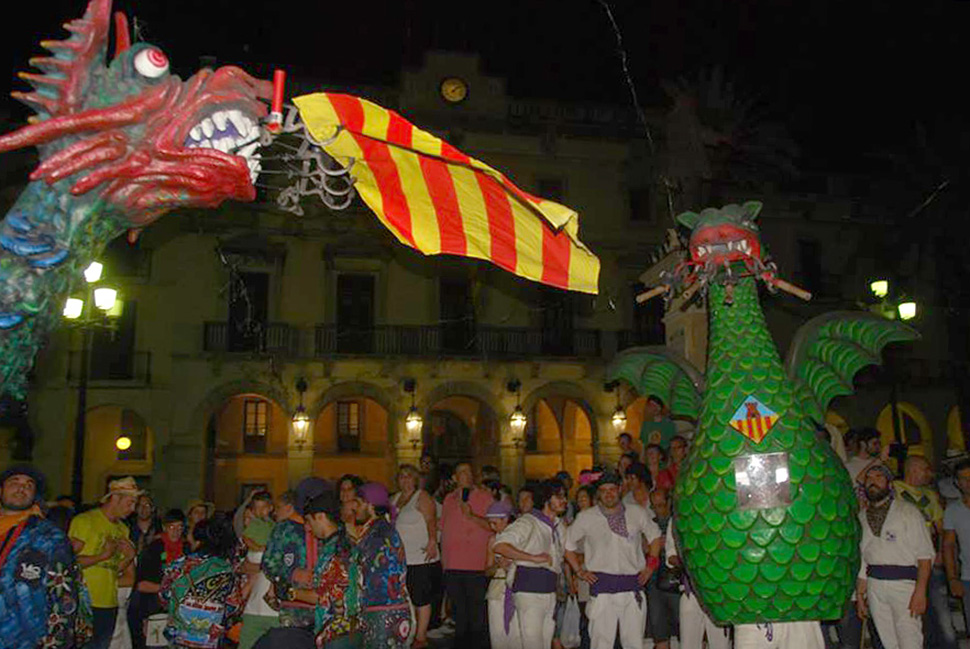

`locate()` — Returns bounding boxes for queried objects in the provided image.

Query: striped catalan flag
[293,93,600,294]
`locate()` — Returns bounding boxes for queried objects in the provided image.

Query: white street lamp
[93,287,117,311]
[897,301,917,321]
[84,261,103,283]
[63,298,84,319]
[870,279,889,299]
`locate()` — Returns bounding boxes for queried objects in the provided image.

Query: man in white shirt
[844,428,889,492]
[665,521,729,649]
[857,464,933,649]
[493,478,568,649]
[564,471,662,649]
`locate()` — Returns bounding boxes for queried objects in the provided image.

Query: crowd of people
[3,406,970,649]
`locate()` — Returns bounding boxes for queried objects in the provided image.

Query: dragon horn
[113,12,130,59]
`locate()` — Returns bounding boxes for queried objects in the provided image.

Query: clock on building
[439,77,468,103]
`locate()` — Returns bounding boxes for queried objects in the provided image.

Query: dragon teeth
[212,111,228,131]
[201,118,214,138]
[190,125,202,141]
[228,110,250,137]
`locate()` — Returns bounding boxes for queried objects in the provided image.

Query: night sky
[1,0,965,173]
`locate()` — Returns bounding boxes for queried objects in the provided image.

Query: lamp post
[607,381,627,433]
[403,379,422,449]
[865,279,917,467]
[291,378,310,449]
[64,261,121,504]
[507,379,527,446]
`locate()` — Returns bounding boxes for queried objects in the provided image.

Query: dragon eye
[133,48,169,78]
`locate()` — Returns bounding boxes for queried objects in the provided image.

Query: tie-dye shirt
[311,529,360,642]
[0,515,90,649]
[354,518,407,608]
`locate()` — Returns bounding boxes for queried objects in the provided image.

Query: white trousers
[587,591,645,649]
[735,621,823,649]
[488,597,523,649]
[867,579,923,649]
[514,592,556,649]
[109,586,132,649]
[679,593,730,649]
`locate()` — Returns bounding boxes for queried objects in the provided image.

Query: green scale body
[676,278,859,623]
[607,200,918,625]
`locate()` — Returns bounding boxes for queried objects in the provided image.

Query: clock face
[440,77,468,103]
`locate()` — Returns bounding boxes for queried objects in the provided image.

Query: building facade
[5,52,964,509]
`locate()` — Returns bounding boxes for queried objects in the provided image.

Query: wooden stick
[770,277,812,301]
[635,285,669,304]
[680,279,703,303]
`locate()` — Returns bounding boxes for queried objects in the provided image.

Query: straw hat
[101,476,144,502]
[185,498,216,519]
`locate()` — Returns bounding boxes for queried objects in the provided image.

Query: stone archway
[521,381,600,481]
[82,404,153,504]
[418,381,504,474]
[311,381,395,484]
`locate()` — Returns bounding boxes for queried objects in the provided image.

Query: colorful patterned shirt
[312,530,360,642]
[0,515,90,649]
[354,518,408,608]
[160,553,239,648]
[261,518,319,629]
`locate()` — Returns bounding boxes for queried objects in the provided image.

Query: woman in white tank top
[393,464,442,649]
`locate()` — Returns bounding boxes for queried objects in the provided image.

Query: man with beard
[0,464,85,649]
[564,471,662,649]
[492,478,567,649]
[353,483,411,648]
[857,464,933,649]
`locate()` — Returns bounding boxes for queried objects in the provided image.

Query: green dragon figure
[0,0,272,397]
[607,201,917,624]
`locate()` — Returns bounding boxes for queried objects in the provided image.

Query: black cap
[303,490,340,521]
[595,470,623,489]
[0,464,46,501]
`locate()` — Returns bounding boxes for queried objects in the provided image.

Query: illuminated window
[243,399,269,453]
[337,401,361,452]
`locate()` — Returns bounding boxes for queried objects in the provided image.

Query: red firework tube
[267,69,286,132]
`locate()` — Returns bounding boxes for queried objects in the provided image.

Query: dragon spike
[18,72,66,90]
[29,57,72,73]
[25,0,113,119]
[10,91,57,116]
[113,12,131,59]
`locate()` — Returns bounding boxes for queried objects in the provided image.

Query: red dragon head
[0,0,274,230]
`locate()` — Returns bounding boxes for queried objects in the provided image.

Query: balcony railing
[314,324,601,358]
[203,322,299,355]
[67,351,152,386]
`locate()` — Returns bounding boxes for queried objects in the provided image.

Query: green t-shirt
[640,417,677,451]
[243,518,275,547]
[68,507,131,607]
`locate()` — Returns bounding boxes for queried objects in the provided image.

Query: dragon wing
[784,311,919,422]
[605,346,704,419]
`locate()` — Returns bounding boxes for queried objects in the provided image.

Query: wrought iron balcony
[203,322,300,356]
[313,324,601,358]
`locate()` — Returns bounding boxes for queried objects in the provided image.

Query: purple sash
[590,572,643,605]
[504,566,557,632]
[867,564,919,581]
[590,572,640,595]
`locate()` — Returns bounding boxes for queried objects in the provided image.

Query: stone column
[593,414,622,469]
[499,440,525,492]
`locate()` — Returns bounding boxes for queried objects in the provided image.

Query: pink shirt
[440,487,494,571]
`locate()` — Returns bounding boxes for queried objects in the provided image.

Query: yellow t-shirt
[68,507,130,607]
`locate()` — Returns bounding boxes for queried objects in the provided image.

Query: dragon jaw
[0,0,274,229]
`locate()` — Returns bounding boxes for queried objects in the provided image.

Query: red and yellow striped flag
[293,93,600,294]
